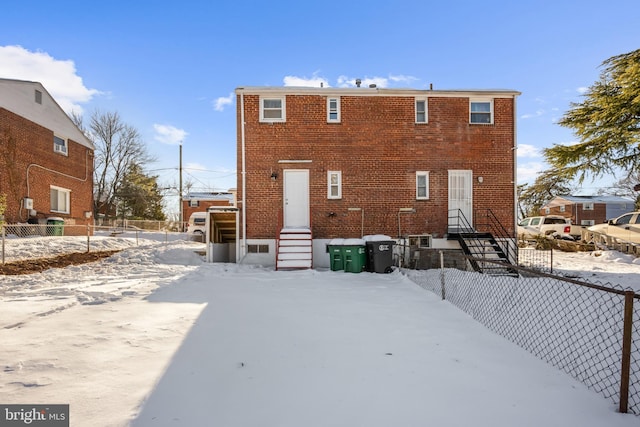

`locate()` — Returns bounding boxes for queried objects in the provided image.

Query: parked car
[517,215,582,241]
[187,212,206,235]
[588,211,640,244]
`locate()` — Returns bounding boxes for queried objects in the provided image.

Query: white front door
[448,170,473,230]
[283,170,310,228]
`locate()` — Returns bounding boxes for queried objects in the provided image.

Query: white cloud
[0,45,100,114]
[283,74,329,88]
[517,162,546,184]
[153,124,188,145]
[516,144,541,158]
[520,109,545,119]
[577,86,589,94]
[213,93,234,111]
[389,74,419,85]
[184,162,207,171]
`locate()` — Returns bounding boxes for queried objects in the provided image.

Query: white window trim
[54,135,68,156]
[415,98,428,123]
[327,97,341,123]
[416,171,429,200]
[583,202,594,211]
[50,185,71,214]
[327,171,342,199]
[260,96,286,122]
[469,99,494,124]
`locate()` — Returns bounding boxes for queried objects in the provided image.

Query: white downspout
[240,90,247,263]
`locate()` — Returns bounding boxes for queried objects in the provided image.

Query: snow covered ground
[1,234,639,426]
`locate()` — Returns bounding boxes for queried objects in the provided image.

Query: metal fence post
[439,250,446,300]
[619,290,634,413]
[86,225,90,253]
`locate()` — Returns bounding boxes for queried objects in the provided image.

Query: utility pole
[179,142,183,231]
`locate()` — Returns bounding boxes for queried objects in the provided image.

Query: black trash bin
[364,235,395,273]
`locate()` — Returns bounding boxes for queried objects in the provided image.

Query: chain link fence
[405,254,640,414]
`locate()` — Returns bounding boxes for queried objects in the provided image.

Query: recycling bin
[46,217,64,236]
[328,238,345,271]
[365,235,395,273]
[343,238,366,273]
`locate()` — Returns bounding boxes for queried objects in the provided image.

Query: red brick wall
[236,93,516,239]
[182,199,233,223]
[0,108,94,229]
[542,204,607,225]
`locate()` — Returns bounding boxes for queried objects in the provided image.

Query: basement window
[51,186,70,214]
[247,244,270,253]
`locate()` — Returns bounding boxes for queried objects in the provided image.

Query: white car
[186,212,206,235]
[588,211,640,244]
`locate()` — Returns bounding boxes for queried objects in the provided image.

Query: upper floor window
[416,171,429,199]
[327,171,342,199]
[54,135,68,155]
[260,97,286,122]
[470,99,493,124]
[559,205,566,212]
[50,186,70,214]
[582,202,594,211]
[327,97,340,122]
[415,99,428,123]
[35,90,42,104]
[189,200,200,207]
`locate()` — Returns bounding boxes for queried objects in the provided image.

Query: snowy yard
[1,236,639,426]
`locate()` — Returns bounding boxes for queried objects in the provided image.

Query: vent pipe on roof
[355,78,362,87]
[369,84,376,88]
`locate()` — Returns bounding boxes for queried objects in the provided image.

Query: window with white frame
[560,205,566,212]
[260,97,285,122]
[470,99,493,124]
[50,186,70,213]
[327,97,340,122]
[415,99,428,123]
[583,202,594,211]
[327,171,342,199]
[416,171,429,199]
[54,135,68,155]
[544,207,550,214]
[189,199,199,207]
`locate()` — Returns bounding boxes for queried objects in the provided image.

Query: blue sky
[1,1,638,215]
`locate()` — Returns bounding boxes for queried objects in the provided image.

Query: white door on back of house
[283,169,310,229]
[448,170,473,230]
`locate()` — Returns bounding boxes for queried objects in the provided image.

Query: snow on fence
[0,224,193,264]
[405,256,640,415]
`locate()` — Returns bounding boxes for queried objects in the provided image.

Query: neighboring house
[540,195,635,226]
[181,190,236,223]
[0,79,94,233]
[233,85,520,269]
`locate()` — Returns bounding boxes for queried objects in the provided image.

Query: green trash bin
[46,217,64,236]
[343,238,366,273]
[328,238,345,271]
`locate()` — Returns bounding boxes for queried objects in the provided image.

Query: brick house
[234,85,520,269]
[0,79,94,233]
[181,190,236,224]
[540,195,635,226]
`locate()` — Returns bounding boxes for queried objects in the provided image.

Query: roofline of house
[235,86,521,97]
[0,78,94,150]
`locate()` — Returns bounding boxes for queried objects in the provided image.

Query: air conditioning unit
[23,197,33,210]
[408,234,432,248]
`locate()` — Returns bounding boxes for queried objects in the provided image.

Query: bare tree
[76,110,154,218]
